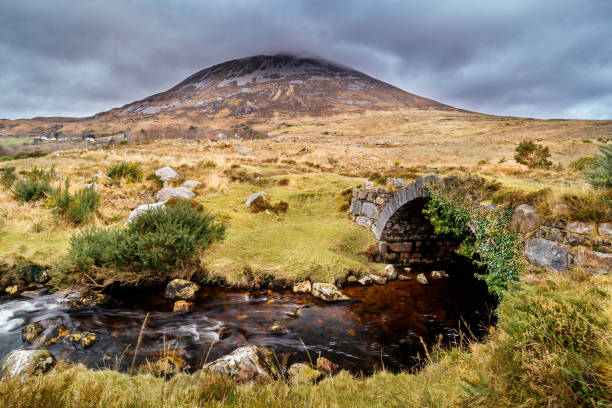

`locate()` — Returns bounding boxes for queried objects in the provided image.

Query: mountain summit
[100,54,453,122]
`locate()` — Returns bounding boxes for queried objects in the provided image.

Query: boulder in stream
[384,265,397,280]
[0,349,55,380]
[416,273,428,285]
[311,283,350,302]
[165,279,200,301]
[431,270,449,279]
[66,332,98,349]
[397,274,412,281]
[357,276,373,286]
[200,346,274,382]
[368,274,387,285]
[287,363,324,385]
[292,281,312,294]
[22,322,45,343]
[173,300,194,313]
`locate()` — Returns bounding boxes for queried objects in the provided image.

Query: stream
[0,264,495,375]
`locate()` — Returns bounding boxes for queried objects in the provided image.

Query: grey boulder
[156,187,195,202]
[525,238,570,271]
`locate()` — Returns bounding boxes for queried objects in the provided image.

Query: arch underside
[376,198,460,264]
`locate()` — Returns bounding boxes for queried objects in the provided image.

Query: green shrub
[0,167,17,189]
[514,140,552,169]
[583,144,612,188]
[106,162,143,186]
[49,180,100,224]
[13,150,47,160]
[0,156,12,162]
[69,201,225,280]
[13,179,52,202]
[569,156,597,171]
[145,172,163,189]
[424,181,521,297]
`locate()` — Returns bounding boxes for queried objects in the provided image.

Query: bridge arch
[350,175,460,263]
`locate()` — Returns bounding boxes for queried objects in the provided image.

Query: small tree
[583,144,612,188]
[514,141,552,169]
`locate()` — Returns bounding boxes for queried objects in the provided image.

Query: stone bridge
[350,175,460,264]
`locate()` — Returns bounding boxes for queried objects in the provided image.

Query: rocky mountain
[97,54,453,122]
[0,54,456,140]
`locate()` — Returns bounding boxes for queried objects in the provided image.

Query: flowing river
[0,264,495,374]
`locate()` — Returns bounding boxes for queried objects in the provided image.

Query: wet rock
[416,273,428,285]
[0,349,55,380]
[525,238,569,271]
[346,275,358,283]
[165,279,200,301]
[269,322,289,335]
[574,248,611,275]
[292,281,312,294]
[125,201,166,224]
[397,274,412,281]
[147,352,186,378]
[66,332,98,349]
[68,293,110,308]
[245,192,265,207]
[22,322,45,343]
[181,180,201,189]
[358,276,373,286]
[431,270,449,279]
[384,265,397,280]
[403,267,412,273]
[510,204,540,233]
[567,222,595,235]
[155,166,180,181]
[598,223,612,238]
[311,283,350,302]
[287,363,324,385]
[316,356,339,375]
[173,300,194,313]
[200,346,274,382]
[31,322,70,348]
[368,274,387,285]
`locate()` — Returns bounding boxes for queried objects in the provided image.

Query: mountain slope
[97,54,454,122]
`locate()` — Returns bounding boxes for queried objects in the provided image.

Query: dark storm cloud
[1,0,611,119]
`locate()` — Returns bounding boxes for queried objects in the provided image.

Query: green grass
[201,172,378,285]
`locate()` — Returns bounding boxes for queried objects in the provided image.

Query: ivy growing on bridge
[423,180,522,298]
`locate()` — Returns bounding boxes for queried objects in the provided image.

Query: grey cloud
[0,0,611,119]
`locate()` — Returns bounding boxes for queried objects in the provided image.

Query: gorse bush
[569,156,597,171]
[514,140,552,169]
[49,180,100,224]
[69,200,225,282]
[106,162,143,186]
[423,180,521,297]
[13,179,52,202]
[0,167,16,188]
[583,143,612,188]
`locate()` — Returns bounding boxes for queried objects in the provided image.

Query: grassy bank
[0,272,609,407]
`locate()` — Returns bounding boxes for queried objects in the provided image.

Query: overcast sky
[1,0,611,120]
